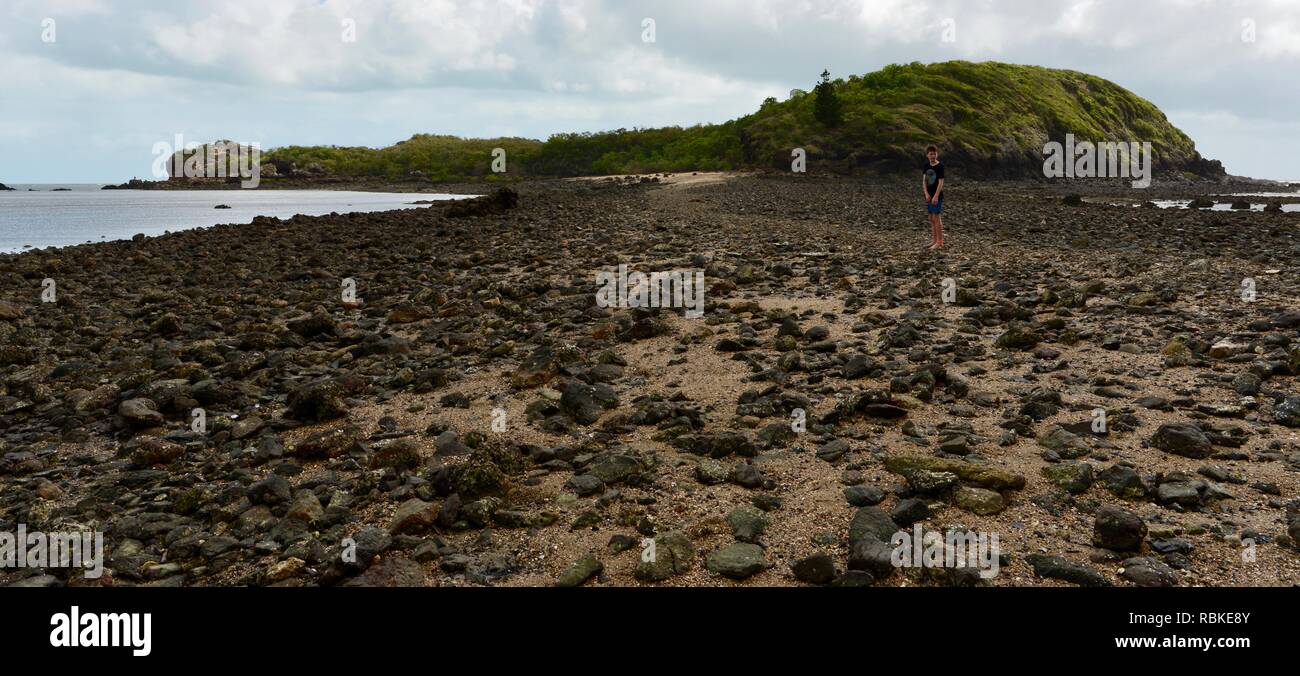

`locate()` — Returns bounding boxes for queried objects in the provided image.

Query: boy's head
[926,145,939,162]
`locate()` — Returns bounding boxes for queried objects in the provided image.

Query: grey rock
[555,553,603,587]
[843,484,885,506]
[1119,557,1178,587]
[790,552,837,584]
[848,506,900,546]
[1152,423,1213,459]
[1024,554,1111,587]
[705,543,768,580]
[727,505,769,543]
[1093,505,1147,551]
[634,531,694,582]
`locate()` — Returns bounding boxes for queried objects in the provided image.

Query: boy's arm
[922,175,929,199]
[932,178,944,203]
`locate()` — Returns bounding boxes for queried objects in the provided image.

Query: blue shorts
[926,194,944,214]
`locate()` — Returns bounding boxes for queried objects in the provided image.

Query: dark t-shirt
[923,161,945,199]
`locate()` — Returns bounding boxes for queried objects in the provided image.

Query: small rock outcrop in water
[102,178,160,190]
[214,204,232,209]
[445,187,518,218]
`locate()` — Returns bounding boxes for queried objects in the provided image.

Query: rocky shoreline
[1,174,1297,588]
[96,171,1289,196]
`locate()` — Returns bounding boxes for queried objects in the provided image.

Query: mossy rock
[1041,462,1095,495]
[995,324,1040,350]
[285,380,348,422]
[634,531,694,582]
[884,455,1026,491]
[1129,292,1161,307]
[173,487,211,516]
[555,553,603,587]
[1160,338,1190,357]
[449,442,530,498]
[953,486,1006,515]
[705,543,768,580]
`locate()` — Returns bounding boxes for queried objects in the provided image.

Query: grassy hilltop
[260,61,1223,181]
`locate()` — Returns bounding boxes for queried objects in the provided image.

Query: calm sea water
[0,185,471,253]
[1148,197,1300,212]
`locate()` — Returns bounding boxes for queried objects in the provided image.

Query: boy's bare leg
[928,214,939,248]
[936,214,944,247]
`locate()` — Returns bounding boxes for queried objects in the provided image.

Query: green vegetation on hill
[267,135,543,182]
[256,61,1221,181]
[528,124,746,176]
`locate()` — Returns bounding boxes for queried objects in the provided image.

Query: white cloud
[1051,0,1096,36]
[1255,18,1300,58]
[2,0,1300,180]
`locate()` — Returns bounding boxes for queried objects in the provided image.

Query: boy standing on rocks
[923,145,945,249]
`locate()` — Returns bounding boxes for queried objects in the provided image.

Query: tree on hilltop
[813,69,842,127]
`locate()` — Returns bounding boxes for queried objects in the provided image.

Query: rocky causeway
[1,172,1298,587]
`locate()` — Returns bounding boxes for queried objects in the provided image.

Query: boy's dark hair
[925,145,939,153]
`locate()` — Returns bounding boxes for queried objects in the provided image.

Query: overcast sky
[3,0,1299,182]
